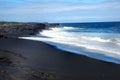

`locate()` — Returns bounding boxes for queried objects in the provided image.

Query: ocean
[20,22,120,64]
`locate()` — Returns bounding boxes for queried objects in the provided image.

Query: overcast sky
[0,0,120,23]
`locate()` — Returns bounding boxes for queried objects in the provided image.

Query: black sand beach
[0,38,120,80]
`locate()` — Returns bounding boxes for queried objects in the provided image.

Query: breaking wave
[20,25,120,64]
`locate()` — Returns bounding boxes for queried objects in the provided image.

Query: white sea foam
[19,27,120,64]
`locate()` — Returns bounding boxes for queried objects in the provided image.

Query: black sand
[0,38,120,80]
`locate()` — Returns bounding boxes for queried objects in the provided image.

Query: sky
[0,0,120,23]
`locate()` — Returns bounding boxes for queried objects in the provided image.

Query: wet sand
[0,38,120,80]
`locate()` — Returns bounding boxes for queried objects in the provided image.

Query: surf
[19,22,120,64]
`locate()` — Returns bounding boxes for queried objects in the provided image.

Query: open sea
[20,22,120,64]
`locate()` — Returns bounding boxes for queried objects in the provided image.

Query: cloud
[0,0,120,14]
[0,0,120,22]
[56,16,103,20]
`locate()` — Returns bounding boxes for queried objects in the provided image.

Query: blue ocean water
[60,22,120,33]
[20,22,120,64]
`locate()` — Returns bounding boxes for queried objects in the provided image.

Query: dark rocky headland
[0,22,49,38]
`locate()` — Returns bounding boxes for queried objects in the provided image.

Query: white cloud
[56,16,103,20]
[0,0,120,22]
[0,1,120,14]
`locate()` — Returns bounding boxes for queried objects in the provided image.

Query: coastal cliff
[0,22,48,38]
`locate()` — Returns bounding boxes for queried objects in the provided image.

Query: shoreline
[0,38,120,80]
[19,35,120,64]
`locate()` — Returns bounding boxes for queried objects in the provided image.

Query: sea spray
[19,22,120,64]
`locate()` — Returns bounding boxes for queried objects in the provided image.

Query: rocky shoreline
[0,22,50,38]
